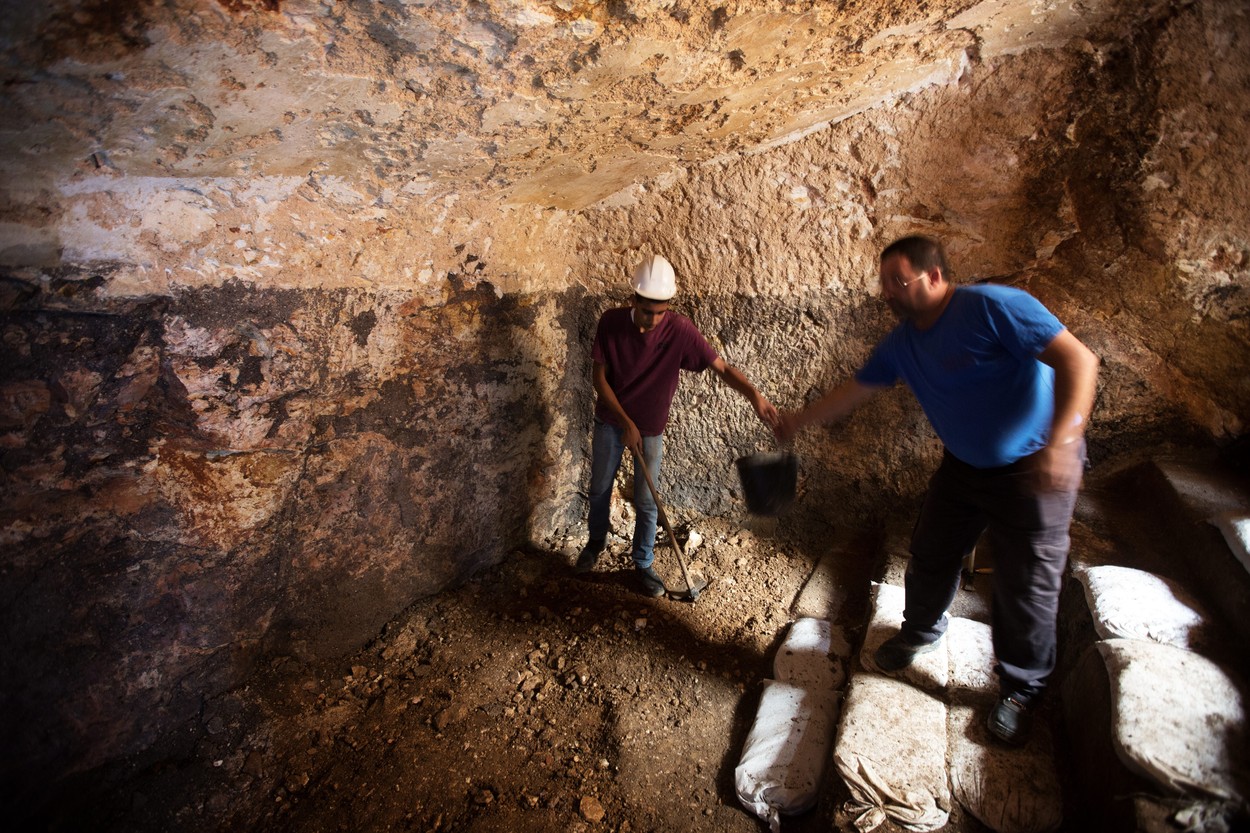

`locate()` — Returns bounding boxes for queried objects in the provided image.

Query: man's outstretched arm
[711,357,780,430]
[775,378,880,443]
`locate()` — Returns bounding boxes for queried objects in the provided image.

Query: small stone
[433,703,468,731]
[473,789,494,805]
[579,795,605,823]
[241,749,265,777]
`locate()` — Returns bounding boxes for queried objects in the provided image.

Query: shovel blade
[668,572,708,602]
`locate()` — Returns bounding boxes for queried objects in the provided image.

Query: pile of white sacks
[835,583,1064,833]
[734,617,846,832]
[733,568,1249,833]
[1072,564,1248,827]
[734,585,1066,833]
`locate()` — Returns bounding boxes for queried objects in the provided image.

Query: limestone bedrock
[0,0,1247,796]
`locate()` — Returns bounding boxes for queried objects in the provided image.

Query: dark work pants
[900,448,1081,702]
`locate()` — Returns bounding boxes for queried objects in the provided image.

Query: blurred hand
[774,411,801,444]
[1033,441,1084,493]
[754,397,780,431]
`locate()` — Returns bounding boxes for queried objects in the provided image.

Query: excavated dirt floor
[31,511,907,833]
[35,493,1128,833]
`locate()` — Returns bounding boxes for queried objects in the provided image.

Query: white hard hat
[631,254,676,301]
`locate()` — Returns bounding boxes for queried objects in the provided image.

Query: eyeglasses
[886,270,928,290]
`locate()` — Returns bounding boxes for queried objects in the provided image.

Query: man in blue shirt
[777,235,1099,745]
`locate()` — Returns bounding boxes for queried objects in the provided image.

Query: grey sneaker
[574,540,605,573]
[873,632,942,673]
[636,565,667,597]
[987,696,1032,746]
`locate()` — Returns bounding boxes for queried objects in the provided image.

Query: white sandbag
[1076,565,1217,651]
[949,703,1063,833]
[773,617,845,691]
[861,582,949,689]
[833,673,951,832]
[734,679,839,832]
[946,616,996,694]
[1210,511,1250,575]
[1098,639,1249,802]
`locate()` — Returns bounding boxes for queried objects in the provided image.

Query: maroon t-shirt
[592,307,718,436]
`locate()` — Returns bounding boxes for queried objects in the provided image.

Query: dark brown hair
[881,235,951,279]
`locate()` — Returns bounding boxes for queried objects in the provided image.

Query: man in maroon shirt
[575,255,780,597]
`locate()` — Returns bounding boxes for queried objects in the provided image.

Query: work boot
[574,539,605,573]
[987,695,1033,746]
[872,631,942,673]
[636,565,667,598]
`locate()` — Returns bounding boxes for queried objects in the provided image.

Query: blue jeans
[588,419,663,569]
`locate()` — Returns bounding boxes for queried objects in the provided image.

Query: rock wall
[0,0,1247,799]
[0,276,573,786]
[567,0,1250,519]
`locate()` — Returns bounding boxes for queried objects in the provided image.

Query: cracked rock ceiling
[2,0,1159,214]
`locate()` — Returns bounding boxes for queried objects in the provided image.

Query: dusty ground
[32,509,898,833]
[33,453,1209,833]
[29,453,1217,833]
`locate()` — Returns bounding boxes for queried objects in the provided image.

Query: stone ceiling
[1,0,1162,213]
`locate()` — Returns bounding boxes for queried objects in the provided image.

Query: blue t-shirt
[855,284,1064,468]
